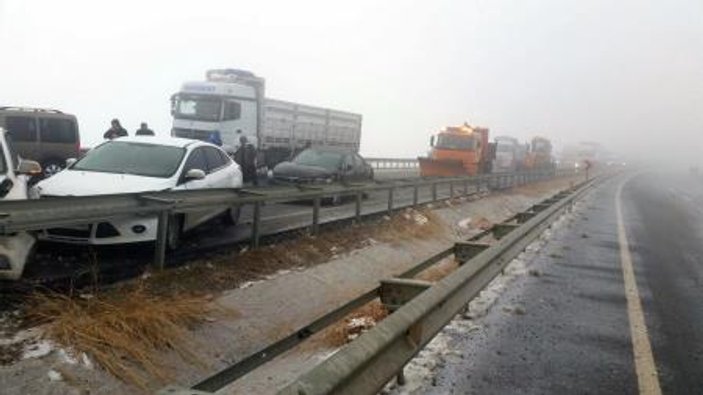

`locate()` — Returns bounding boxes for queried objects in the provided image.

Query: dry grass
[134,207,445,296]
[322,300,389,347]
[25,286,216,391]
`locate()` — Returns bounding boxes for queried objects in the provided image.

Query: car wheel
[223,206,241,226]
[166,215,183,251]
[42,160,64,178]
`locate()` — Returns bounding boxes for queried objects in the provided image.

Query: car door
[340,153,355,182]
[178,147,215,230]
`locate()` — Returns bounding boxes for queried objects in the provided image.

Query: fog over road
[408,172,702,395]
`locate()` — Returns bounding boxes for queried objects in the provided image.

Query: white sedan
[34,136,242,248]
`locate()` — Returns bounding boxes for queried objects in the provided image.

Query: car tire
[166,215,183,251]
[42,159,64,178]
[223,206,241,226]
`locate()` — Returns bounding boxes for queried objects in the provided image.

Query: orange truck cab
[418,123,491,177]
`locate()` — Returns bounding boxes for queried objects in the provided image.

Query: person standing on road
[103,119,128,140]
[234,136,258,186]
[135,122,155,136]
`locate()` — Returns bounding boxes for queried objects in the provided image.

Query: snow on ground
[384,206,575,395]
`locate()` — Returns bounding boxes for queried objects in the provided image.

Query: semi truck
[171,69,362,168]
[492,135,526,173]
[418,123,493,177]
[523,136,554,170]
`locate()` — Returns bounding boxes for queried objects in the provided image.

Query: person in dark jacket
[103,119,128,140]
[234,136,258,185]
[135,122,155,136]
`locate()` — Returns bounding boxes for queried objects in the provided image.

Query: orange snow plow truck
[418,123,493,177]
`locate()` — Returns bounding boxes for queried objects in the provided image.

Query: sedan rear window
[72,142,185,178]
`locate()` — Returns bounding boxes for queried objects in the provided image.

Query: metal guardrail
[0,168,579,271]
[365,158,419,170]
[275,178,595,395]
[156,175,594,395]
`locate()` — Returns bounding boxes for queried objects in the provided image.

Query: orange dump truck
[523,136,554,170]
[418,123,493,177]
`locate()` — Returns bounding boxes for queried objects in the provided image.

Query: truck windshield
[73,141,185,178]
[436,134,476,150]
[174,95,222,122]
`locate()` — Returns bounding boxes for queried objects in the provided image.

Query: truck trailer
[171,69,362,168]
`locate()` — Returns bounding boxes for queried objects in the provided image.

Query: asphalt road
[412,171,702,395]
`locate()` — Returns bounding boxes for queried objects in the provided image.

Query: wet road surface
[415,171,702,395]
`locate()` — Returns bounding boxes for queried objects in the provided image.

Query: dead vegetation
[132,207,445,296]
[323,300,389,347]
[25,286,220,391]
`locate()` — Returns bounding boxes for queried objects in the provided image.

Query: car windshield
[72,141,185,178]
[436,134,476,150]
[173,95,222,122]
[293,149,344,171]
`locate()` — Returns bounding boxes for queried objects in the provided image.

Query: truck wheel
[224,206,241,226]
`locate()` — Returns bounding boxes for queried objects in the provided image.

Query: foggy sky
[1,0,702,163]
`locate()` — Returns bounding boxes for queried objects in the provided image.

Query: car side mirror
[345,164,353,171]
[66,158,77,168]
[17,159,42,176]
[185,168,206,181]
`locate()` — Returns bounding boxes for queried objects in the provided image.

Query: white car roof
[110,135,208,148]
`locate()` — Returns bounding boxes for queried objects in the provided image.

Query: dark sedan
[272,148,374,184]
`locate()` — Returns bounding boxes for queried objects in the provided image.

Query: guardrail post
[154,210,169,270]
[412,185,419,207]
[312,197,321,234]
[387,187,394,214]
[251,202,261,248]
[432,182,437,201]
[449,181,454,199]
[463,179,468,195]
[355,192,362,223]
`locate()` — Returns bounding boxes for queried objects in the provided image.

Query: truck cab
[493,136,525,173]
[419,124,491,177]
[171,69,264,156]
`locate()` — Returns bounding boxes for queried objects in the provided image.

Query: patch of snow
[457,217,472,229]
[81,353,93,369]
[22,340,53,359]
[57,348,78,365]
[47,369,63,381]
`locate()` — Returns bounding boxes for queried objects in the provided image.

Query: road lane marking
[616,180,662,395]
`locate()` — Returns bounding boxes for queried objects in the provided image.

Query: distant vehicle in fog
[492,136,526,173]
[171,69,362,169]
[0,128,42,280]
[272,147,374,184]
[33,136,242,249]
[0,107,81,178]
